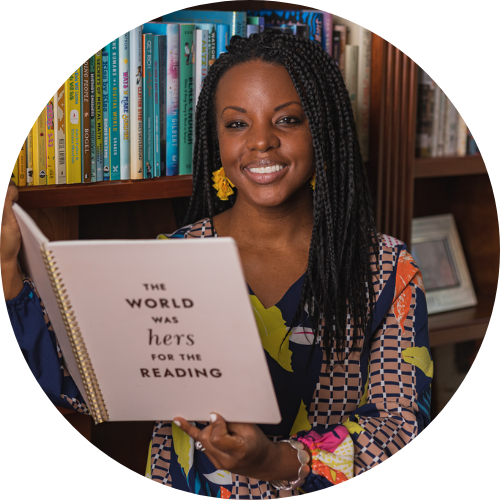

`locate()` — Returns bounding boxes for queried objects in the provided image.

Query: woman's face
[214,60,315,210]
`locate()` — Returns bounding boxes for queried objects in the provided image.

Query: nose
[246,122,280,152]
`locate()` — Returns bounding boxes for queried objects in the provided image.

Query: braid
[184,31,378,365]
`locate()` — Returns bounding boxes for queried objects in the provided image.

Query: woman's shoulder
[371,233,409,293]
[157,218,216,239]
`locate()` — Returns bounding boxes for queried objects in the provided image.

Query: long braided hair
[185,31,378,363]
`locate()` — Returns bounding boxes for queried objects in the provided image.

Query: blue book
[90,55,96,182]
[166,23,179,176]
[247,10,324,50]
[109,38,120,180]
[102,44,110,181]
[157,35,167,177]
[142,33,154,179]
[162,10,246,38]
[119,32,130,180]
[153,35,161,177]
[216,24,229,58]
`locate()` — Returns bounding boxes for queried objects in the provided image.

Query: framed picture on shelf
[411,214,477,315]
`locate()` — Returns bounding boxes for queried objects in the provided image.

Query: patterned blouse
[6,218,432,497]
[146,219,433,496]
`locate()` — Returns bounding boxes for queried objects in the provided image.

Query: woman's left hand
[174,413,295,481]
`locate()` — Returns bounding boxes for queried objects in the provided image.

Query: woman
[3,31,432,496]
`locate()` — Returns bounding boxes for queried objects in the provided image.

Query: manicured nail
[173,420,181,427]
[210,413,217,422]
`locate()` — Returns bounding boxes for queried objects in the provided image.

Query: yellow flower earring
[309,173,316,190]
[212,167,235,201]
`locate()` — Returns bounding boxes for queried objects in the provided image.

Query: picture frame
[411,214,477,315]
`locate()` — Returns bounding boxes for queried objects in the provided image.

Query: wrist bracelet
[270,439,311,490]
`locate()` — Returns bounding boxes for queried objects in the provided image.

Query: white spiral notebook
[13,203,281,425]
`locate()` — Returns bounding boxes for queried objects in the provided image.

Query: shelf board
[414,155,487,179]
[17,176,193,209]
[428,293,495,347]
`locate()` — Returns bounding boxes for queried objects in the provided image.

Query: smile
[247,165,285,174]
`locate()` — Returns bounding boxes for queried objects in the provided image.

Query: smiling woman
[3,30,433,497]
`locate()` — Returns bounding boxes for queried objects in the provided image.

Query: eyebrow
[220,101,303,117]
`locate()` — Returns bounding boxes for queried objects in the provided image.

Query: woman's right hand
[1,182,24,299]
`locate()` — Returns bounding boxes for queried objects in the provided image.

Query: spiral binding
[41,247,109,424]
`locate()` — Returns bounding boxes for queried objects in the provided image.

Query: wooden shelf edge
[17,176,193,209]
[414,155,487,178]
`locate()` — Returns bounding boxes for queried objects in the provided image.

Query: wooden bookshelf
[18,176,193,209]
[414,155,487,178]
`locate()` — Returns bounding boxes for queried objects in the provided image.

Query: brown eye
[226,121,247,129]
[277,116,301,125]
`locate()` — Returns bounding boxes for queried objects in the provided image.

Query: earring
[212,167,235,201]
[309,173,316,190]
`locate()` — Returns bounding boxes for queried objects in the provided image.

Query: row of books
[12,8,373,187]
[416,68,479,158]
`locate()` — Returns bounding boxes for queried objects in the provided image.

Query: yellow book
[64,69,82,184]
[11,158,19,186]
[46,99,56,185]
[26,128,34,186]
[32,109,47,185]
[18,141,27,186]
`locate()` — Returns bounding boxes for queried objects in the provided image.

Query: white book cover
[129,25,143,179]
[54,85,66,184]
[13,203,281,425]
[119,32,130,180]
[194,29,208,109]
[457,114,468,156]
[430,87,443,157]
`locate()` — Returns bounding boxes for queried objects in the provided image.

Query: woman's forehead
[215,60,299,107]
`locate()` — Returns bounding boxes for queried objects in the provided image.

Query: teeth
[248,165,284,174]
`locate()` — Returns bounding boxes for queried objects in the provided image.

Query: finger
[208,413,242,452]
[172,417,200,441]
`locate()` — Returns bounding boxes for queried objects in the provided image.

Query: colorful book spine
[248,10,324,48]
[18,141,27,186]
[163,10,247,38]
[54,84,66,184]
[153,34,161,177]
[45,98,56,185]
[416,69,435,158]
[247,16,265,32]
[82,59,91,183]
[129,25,143,179]
[143,33,154,179]
[11,158,18,186]
[119,32,130,180]
[179,24,194,176]
[195,23,216,67]
[430,87,443,157]
[109,39,120,180]
[318,11,334,56]
[194,29,208,108]
[33,109,47,185]
[166,23,179,176]
[64,68,82,184]
[26,129,34,186]
[216,24,229,57]
[95,50,104,181]
[102,44,110,180]
[157,34,167,177]
[90,55,97,182]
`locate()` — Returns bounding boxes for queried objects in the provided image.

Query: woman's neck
[213,190,314,251]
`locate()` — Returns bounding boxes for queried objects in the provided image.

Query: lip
[242,159,289,185]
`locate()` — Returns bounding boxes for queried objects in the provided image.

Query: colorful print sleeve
[344,244,432,475]
[6,274,89,414]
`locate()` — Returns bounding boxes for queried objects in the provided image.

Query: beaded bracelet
[270,439,311,491]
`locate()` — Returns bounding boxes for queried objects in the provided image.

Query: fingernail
[173,420,181,427]
[209,413,217,422]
